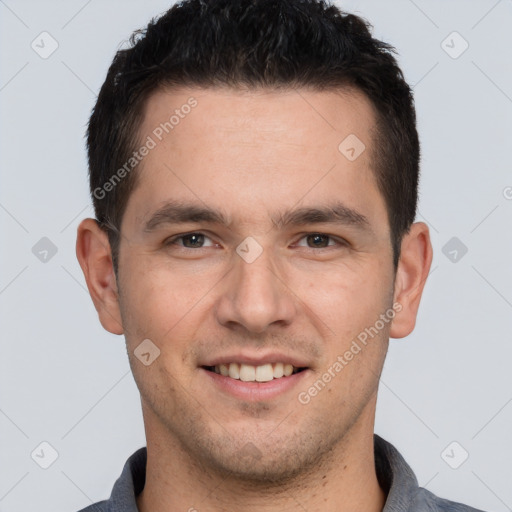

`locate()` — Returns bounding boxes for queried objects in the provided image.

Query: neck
[136,406,387,512]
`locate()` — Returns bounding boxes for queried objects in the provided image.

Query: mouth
[199,354,312,401]
[201,362,308,382]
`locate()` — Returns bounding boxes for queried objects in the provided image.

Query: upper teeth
[213,363,297,382]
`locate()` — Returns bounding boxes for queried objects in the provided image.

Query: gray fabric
[76,434,486,512]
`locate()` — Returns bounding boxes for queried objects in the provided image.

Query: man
[75,0,485,510]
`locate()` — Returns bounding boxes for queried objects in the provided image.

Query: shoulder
[411,487,488,512]
[374,434,489,512]
[75,501,109,512]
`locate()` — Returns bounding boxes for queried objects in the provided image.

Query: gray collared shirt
[76,434,486,511]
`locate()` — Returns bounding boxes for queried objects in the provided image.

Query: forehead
[141,85,377,148]
[127,85,385,232]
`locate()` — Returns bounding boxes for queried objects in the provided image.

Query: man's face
[116,87,396,481]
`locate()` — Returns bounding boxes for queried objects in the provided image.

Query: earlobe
[76,218,124,335]
[389,222,433,339]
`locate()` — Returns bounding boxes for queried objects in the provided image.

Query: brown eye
[296,233,339,249]
[166,233,216,249]
[306,234,331,248]
[181,233,205,248]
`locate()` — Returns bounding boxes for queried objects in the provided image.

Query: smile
[203,362,307,382]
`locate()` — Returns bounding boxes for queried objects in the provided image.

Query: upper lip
[200,352,310,368]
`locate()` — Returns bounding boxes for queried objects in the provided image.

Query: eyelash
[164,232,348,251]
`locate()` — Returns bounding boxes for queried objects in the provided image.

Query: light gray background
[1,1,511,511]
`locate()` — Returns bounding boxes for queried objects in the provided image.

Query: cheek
[295,261,390,340]
[119,268,202,390]
[118,261,191,344]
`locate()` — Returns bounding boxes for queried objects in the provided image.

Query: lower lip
[201,368,310,401]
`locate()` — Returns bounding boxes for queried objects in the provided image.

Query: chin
[198,435,327,487]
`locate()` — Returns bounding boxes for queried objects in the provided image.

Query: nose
[215,247,297,334]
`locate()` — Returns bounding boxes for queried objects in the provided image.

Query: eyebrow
[144,201,229,232]
[274,202,371,231]
[143,200,371,233]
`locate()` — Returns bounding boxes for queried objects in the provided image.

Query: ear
[389,222,433,339]
[76,218,124,335]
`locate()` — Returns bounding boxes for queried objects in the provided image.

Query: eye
[295,233,345,249]
[165,232,216,249]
